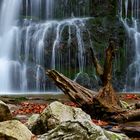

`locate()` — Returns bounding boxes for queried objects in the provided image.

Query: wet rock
[37,121,129,140]
[26,114,40,129]
[74,72,101,91]
[0,100,12,122]
[0,120,33,140]
[74,72,92,89]
[29,101,91,135]
[28,102,129,139]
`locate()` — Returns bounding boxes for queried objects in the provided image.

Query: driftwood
[119,123,140,137]
[47,69,123,121]
[46,39,140,123]
[47,69,97,106]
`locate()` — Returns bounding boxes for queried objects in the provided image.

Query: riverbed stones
[0,100,12,122]
[26,114,40,129]
[0,120,33,140]
[37,120,129,140]
[75,72,92,89]
[29,101,91,134]
[29,101,129,140]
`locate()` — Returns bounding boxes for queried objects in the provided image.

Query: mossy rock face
[90,0,117,17]
[85,16,126,91]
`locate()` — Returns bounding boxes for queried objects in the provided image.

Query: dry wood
[112,109,140,122]
[89,47,103,76]
[47,69,97,106]
[90,39,121,110]
[46,38,140,123]
[46,70,122,118]
[47,69,140,122]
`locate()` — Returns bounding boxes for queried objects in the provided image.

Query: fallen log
[46,69,97,107]
[47,69,140,123]
[111,109,140,122]
[47,70,122,119]
[119,122,140,137]
[46,38,140,123]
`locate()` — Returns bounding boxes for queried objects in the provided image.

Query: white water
[30,0,41,19]
[22,18,91,91]
[46,0,54,19]
[120,0,140,92]
[0,0,93,93]
[52,18,87,72]
[0,0,21,92]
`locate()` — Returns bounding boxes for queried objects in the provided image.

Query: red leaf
[92,119,108,126]
[12,102,48,116]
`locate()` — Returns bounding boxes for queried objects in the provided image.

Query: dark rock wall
[78,0,127,91]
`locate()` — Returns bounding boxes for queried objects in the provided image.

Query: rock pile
[0,100,129,140]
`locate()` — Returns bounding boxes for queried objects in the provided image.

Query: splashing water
[0,0,21,92]
[0,0,93,93]
[120,0,140,92]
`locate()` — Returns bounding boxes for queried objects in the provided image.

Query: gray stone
[0,100,12,122]
[75,72,92,89]
[0,120,33,140]
[37,121,129,140]
[28,102,129,139]
[25,114,40,129]
[29,101,91,135]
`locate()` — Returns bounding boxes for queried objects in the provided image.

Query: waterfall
[0,0,93,93]
[51,18,87,72]
[46,0,54,19]
[30,0,41,19]
[0,0,21,92]
[21,18,91,91]
[120,0,140,92]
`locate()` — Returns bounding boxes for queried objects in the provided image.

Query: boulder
[29,101,91,134]
[0,120,33,140]
[25,114,40,129]
[0,100,12,122]
[74,72,92,89]
[37,120,129,140]
[29,102,129,139]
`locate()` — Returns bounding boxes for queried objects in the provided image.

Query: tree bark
[90,39,121,111]
[46,69,97,107]
[47,69,140,122]
[112,109,140,122]
[46,38,140,123]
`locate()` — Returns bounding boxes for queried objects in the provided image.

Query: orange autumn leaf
[123,94,140,100]
[12,102,47,116]
[92,119,108,126]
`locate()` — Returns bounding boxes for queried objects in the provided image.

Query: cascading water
[0,0,21,92]
[0,0,93,93]
[46,0,54,19]
[120,0,140,92]
[52,18,88,72]
[21,17,92,91]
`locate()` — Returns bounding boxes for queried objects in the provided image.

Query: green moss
[14,97,28,102]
